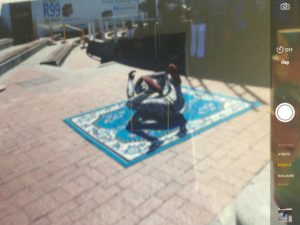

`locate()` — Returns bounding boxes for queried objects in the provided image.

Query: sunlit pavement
[0,45,270,225]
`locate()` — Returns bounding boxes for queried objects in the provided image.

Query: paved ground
[211,163,270,225]
[0,44,270,225]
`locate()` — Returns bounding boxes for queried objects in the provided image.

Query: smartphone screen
[0,1,298,225]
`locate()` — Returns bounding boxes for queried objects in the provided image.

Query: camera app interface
[1,0,298,225]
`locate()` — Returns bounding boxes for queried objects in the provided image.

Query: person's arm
[142,76,162,93]
[127,71,136,98]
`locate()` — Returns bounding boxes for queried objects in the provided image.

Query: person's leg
[127,95,169,121]
[197,23,207,58]
[127,77,135,99]
[140,97,170,121]
[126,95,149,111]
[127,71,136,99]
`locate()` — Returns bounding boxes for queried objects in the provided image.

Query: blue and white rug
[64,86,261,167]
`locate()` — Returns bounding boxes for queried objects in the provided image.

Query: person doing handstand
[126,64,185,123]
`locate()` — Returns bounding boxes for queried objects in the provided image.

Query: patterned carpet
[64,85,261,167]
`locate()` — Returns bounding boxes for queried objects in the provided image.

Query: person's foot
[177,126,188,138]
[148,140,163,153]
[0,85,6,92]
[128,70,136,80]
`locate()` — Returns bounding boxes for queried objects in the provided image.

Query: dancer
[126,64,187,152]
[126,64,185,122]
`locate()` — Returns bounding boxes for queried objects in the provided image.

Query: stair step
[0,38,14,51]
[0,39,49,76]
[40,41,78,66]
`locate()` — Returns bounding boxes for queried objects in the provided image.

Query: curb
[0,39,49,77]
[0,38,14,51]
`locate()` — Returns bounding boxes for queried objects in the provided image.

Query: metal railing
[99,15,159,56]
[37,23,86,47]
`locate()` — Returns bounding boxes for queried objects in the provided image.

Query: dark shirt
[190,0,209,23]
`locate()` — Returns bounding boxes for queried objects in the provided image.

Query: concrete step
[0,38,14,51]
[0,39,49,76]
[40,42,77,66]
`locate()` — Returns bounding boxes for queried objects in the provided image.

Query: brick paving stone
[88,157,109,168]
[118,173,144,188]
[48,200,78,222]
[0,199,20,218]
[85,168,106,184]
[210,147,233,161]
[167,202,215,225]
[157,195,186,220]
[96,161,122,177]
[33,165,78,193]
[73,213,105,225]
[130,176,166,199]
[51,216,73,225]
[114,213,141,225]
[18,172,39,187]
[75,154,99,167]
[100,171,130,190]
[75,185,120,205]
[194,157,215,173]
[178,182,232,214]
[159,162,188,178]
[62,175,96,198]
[24,195,59,221]
[31,217,52,225]
[0,184,11,200]
[173,153,198,165]
[120,188,146,207]
[147,150,177,165]
[214,172,248,194]
[135,164,157,176]
[94,196,134,225]
[155,182,183,201]
[95,200,121,225]
[207,178,240,198]
[165,158,192,174]
[138,214,172,225]
[67,199,98,222]
[149,169,174,184]
[211,156,235,171]
[14,188,44,207]
[50,188,72,203]
[194,168,224,185]
[134,197,163,218]
[0,210,30,225]
[175,168,197,186]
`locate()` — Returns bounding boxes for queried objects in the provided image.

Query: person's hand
[141,81,149,92]
[128,70,136,80]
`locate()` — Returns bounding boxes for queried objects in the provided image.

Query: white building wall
[1,0,145,38]
[31,0,102,36]
[31,0,143,37]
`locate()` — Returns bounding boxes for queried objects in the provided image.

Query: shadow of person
[126,111,188,153]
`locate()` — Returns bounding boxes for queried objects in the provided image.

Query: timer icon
[276,46,285,54]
